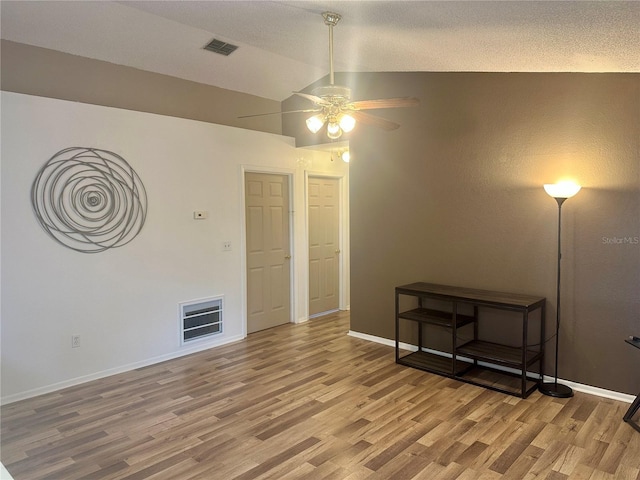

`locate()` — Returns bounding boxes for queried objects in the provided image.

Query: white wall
[0,92,349,403]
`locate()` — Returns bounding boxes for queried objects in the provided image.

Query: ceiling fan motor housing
[312,85,352,103]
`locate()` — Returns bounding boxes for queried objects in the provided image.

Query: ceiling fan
[240,11,419,140]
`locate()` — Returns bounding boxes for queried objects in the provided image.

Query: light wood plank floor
[2,311,639,479]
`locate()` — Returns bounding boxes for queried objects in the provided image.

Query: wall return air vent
[180,296,223,344]
[204,39,238,56]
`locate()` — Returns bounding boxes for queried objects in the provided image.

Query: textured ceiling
[2,1,639,101]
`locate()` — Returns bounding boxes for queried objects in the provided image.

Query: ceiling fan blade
[350,111,400,131]
[349,97,420,110]
[238,108,321,119]
[292,92,328,105]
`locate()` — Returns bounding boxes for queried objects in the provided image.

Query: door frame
[240,163,350,334]
[241,165,296,337]
[305,170,350,316]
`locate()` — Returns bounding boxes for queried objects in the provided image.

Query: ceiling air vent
[204,38,238,56]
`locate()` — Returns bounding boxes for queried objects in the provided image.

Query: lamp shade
[339,114,356,133]
[544,182,581,199]
[306,114,326,134]
[326,121,342,139]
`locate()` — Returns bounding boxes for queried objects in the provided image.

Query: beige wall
[323,72,638,395]
[1,91,350,402]
[1,40,281,135]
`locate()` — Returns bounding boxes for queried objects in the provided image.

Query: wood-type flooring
[2,311,639,479]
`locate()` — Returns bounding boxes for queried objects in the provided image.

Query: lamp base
[538,382,573,398]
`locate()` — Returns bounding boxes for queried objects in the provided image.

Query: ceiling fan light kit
[306,111,355,137]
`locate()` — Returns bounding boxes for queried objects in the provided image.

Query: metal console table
[395,282,546,398]
[623,337,640,433]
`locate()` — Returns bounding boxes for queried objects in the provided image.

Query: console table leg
[624,393,640,433]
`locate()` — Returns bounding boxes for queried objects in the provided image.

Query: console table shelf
[395,282,546,398]
[456,340,542,368]
[398,308,475,328]
[400,351,472,377]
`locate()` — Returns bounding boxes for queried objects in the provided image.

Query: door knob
[284,254,291,259]
[335,249,341,254]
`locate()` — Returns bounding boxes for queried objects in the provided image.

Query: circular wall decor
[31,147,148,253]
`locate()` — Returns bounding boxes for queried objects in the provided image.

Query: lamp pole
[539,182,580,398]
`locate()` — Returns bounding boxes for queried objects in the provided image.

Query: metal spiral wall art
[31,147,148,253]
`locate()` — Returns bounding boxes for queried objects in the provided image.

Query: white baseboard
[309,308,339,319]
[1,462,15,480]
[5,328,633,406]
[348,330,635,404]
[1,333,245,405]
[297,306,350,325]
[349,330,397,348]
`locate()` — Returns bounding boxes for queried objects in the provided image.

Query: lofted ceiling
[1,1,639,102]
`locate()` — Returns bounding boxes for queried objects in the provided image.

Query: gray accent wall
[316,72,638,395]
[1,40,282,135]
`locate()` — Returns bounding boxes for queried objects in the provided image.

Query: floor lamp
[539,181,581,398]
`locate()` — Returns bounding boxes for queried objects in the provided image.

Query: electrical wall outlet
[72,335,81,348]
[223,241,232,251]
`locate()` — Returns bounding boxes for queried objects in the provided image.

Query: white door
[245,173,291,333]
[308,177,340,316]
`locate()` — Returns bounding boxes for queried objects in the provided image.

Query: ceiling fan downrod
[322,12,341,86]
